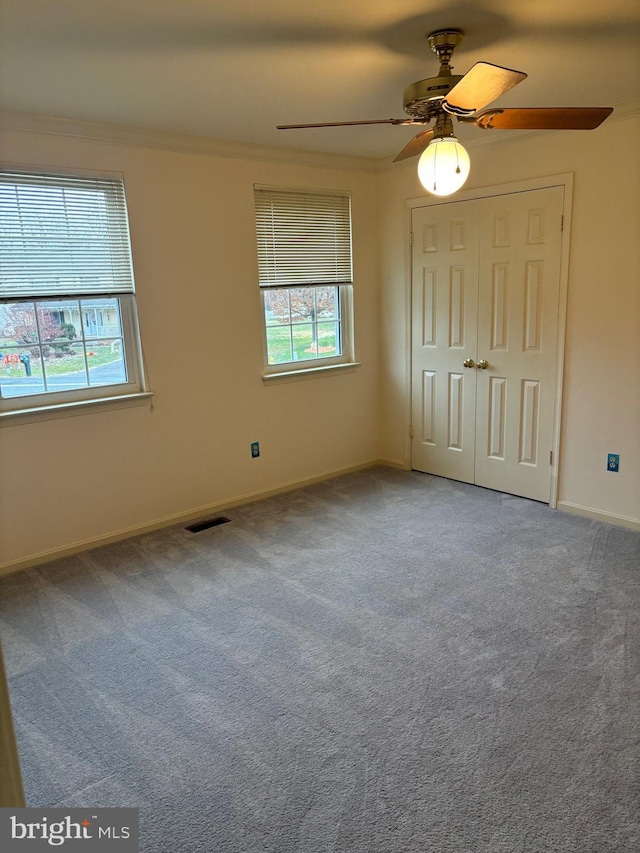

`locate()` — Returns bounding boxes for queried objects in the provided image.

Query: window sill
[0,391,154,426]
[262,362,361,384]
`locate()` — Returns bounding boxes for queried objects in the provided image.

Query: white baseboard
[5,472,635,578]
[557,501,640,532]
[376,457,411,471]
[0,460,393,577]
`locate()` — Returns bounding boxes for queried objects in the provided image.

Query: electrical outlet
[607,453,619,472]
[251,441,260,458]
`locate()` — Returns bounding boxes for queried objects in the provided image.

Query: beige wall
[1,110,638,569]
[378,111,640,526]
[0,127,382,569]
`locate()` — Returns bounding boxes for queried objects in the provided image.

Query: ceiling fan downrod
[427,29,464,69]
[403,30,465,120]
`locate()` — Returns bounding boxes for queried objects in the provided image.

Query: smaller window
[254,187,354,374]
[0,170,147,416]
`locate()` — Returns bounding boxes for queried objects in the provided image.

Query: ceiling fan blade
[474,107,614,130]
[277,119,413,129]
[444,62,527,114]
[393,129,435,162]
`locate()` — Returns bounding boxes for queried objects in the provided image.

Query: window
[254,187,354,374]
[0,170,147,416]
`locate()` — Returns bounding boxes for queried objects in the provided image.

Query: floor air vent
[185,516,231,533]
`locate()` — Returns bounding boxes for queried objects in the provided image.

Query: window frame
[260,283,354,376]
[254,185,356,378]
[0,168,149,419]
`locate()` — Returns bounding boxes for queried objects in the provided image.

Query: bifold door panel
[411,187,563,503]
[413,200,480,485]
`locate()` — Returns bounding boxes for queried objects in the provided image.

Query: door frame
[405,173,574,508]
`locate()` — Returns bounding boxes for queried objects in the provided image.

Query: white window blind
[0,171,135,300]
[255,189,353,289]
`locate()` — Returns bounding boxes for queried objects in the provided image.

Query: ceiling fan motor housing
[403,74,463,118]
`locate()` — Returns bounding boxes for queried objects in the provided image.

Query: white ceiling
[1,0,638,160]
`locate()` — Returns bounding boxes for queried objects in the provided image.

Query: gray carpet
[0,467,638,852]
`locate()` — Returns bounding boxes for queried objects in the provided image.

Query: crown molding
[2,99,637,174]
[0,110,381,173]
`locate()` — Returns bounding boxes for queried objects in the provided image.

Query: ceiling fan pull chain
[432,143,438,193]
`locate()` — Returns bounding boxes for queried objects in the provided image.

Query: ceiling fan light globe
[417,137,470,197]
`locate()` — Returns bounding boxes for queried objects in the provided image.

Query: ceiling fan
[277,30,613,196]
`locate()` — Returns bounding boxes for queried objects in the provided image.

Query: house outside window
[0,170,147,416]
[254,187,354,375]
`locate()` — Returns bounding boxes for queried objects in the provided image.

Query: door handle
[463,358,475,368]
[476,359,489,369]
